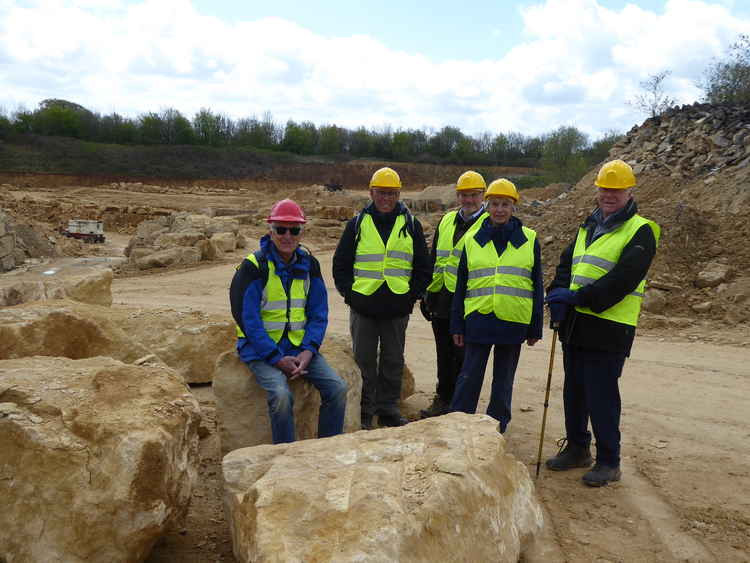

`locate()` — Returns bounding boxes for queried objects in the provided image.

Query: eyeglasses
[272,226,302,236]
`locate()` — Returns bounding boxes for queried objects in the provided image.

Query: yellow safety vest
[353,214,414,296]
[570,215,660,327]
[427,209,487,294]
[235,253,309,346]
[463,226,536,324]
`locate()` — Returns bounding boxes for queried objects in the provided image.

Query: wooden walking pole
[535,326,558,479]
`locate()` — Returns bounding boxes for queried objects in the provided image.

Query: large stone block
[0,356,201,563]
[213,335,362,455]
[223,413,544,563]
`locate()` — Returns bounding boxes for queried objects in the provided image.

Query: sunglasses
[272,226,302,236]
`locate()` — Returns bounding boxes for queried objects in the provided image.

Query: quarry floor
[94,240,749,563]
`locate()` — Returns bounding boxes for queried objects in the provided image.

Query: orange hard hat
[268,199,306,223]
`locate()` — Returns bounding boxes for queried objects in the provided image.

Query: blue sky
[2,0,750,139]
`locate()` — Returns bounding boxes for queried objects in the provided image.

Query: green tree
[318,124,346,154]
[585,129,623,166]
[541,125,589,182]
[702,34,750,104]
[349,127,374,156]
[193,108,232,146]
[282,120,317,154]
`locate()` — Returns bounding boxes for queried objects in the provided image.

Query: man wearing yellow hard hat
[420,170,488,418]
[545,159,660,487]
[332,167,431,429]
[449,178,543,434]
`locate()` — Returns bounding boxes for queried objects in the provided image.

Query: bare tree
[629,70,676,118]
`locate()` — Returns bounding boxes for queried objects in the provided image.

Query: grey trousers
[349,309,409,418]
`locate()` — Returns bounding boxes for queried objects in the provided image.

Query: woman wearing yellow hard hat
[449,178,543,434]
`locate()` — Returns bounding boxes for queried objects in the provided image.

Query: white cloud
[1,0,750,137]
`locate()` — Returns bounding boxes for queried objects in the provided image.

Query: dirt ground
[2,178,749,562]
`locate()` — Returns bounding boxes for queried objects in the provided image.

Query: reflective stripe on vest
[570,214,661,327]
[463,226,536,324]
[353,214,414,295]
[427,209,487,294]
[235,253,309,345]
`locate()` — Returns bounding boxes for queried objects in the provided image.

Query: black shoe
[582,463,621,487]
[545,438,593,471]
[361,415,374,430]
[378,413,409,427]
[420,396,448,419]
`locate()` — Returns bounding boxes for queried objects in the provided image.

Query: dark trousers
[449,342,521,433]
[431,317,464,403]
[562,343,626,466]
[350,309,409,418]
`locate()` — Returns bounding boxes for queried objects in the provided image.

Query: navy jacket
[450,216,544,345]
[230,235,328,364]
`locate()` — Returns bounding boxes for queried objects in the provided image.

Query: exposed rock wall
[0,210,17,271]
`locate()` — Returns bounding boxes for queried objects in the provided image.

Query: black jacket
[549,199,658,356]
[332,202,431,319]
[425,207,485,319]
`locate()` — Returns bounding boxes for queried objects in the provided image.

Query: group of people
[230,159,659,488]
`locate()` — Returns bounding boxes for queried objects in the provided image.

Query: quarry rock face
[212,335,362,455]
[222,413,544,563]
[0,356,201,563]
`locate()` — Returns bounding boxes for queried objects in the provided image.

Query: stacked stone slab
[125,212,246,270]
[0,210,16,272]
[611,102,750,181]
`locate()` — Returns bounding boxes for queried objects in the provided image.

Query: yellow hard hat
[595,159,636,189]
[369,167,401,189]
[456,170,486,191]
[485,178,519,203]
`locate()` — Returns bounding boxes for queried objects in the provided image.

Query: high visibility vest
[427,209,487,294]
[464,226,536,324]
[353,214,414,295]
[235,253,309,346]
[570,215,660,327]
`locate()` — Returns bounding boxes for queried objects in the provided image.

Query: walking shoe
[378,413,409,427]
[420,396,448,419]
[361,415,374,430]
[582,463,621,487]
[545,438,593,471]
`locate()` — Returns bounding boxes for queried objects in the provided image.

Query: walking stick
[535,324,558,479]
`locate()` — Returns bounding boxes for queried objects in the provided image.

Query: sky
[2,0,750,140]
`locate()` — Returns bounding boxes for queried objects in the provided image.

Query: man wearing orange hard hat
[230,198,347,444]
[545,160,660,486]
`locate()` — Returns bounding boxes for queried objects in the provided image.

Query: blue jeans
[248,354,347,444]
[449,342,522,433]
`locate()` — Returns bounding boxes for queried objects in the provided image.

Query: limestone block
[236,232,247,249]
[0,356,200,563]
[155,230,205,248]
[0,233,14,257]
[0,280,67,307]
[0,254,14,272]
[0,303,150,362]
[223,413,544,563]
[695,263,733,288]
[213,335,362,455]
[135,321,235,384]
[64,268,114,307]
[211,231,237,252]
[195,238,220,261]
[135,247,201,270]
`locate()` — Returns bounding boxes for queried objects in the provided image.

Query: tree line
[0,99,621,183]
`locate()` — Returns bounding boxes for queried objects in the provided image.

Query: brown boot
[420,396,448,419]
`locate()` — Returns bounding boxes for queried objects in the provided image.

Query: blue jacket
[450,216,543,345]
[230,235,329,365]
